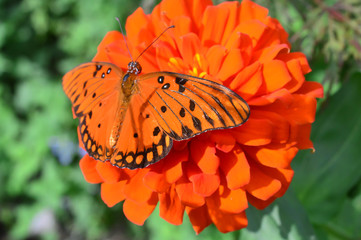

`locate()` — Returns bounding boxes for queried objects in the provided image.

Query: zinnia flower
[76,0,323,234]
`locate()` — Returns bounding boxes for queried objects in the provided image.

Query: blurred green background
[0,0,360,239]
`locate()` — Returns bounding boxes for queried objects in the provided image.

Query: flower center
[168,53,207,78]
[189,53,207,78]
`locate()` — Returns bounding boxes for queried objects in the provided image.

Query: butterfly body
[63,61,250,169]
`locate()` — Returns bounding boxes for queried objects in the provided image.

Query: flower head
[78,0,323,233]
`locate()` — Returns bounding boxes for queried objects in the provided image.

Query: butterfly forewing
[137,72,250,140]
[63,62,124,161]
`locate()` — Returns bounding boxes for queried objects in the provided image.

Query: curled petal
[232,118,273,146]
[207,205,248,233]
[123,169,153,203]
[79,154,103,184]
[207,185,248,214]
[96,161,122,183]
[190,139,219,174]
[219,146,250,189]
[186,205,212,234]
[123,193,158,225]
[101,181,126,207]
[159,185,185,225]
[176,177,205,207]
[245,162,282,201]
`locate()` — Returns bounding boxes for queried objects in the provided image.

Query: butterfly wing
[136,72,250,141]
[63,62,124,161]
[109,93,173,169]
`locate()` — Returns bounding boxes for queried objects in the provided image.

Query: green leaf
[240,189,315,240]
[292,72,361,224]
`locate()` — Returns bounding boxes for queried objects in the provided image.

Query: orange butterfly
[63,31,250,169]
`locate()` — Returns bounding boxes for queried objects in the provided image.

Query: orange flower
[77,0,323,234]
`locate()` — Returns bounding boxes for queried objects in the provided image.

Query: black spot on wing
[153,126,161,136]
[182,126,193,138]
[204,113,214,127]
[192,116,202,131]
[162,83,170,89]
[158,76,164,83]
[189,100,195,111]
[179,108,185,117]
[175,77,188,85]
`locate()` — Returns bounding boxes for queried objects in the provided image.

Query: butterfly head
[127,61,142,75]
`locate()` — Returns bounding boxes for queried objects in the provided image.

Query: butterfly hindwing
[110,94,173,169]
[137,72,250,140]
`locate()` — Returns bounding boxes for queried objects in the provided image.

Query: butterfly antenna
[134,25,175,62]
[115,17,134,62]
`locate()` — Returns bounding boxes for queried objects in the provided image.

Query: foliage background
[0,0,360,239]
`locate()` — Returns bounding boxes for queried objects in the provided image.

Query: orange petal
[201,5,228,46]
[95,161,122,184]
[263,59,292,93]
[246,144,298,169]
[186,205,212,234]
[209,130,236,153]
[160,0,197,25]
[245,162,282,201]
[190,139,219,174]
[260,167,294,198]
[236,21,267,47]
[238,0,269,22]
[219,188,248,214]
[201,1,239,46]
[179,33,202,67]
[163,149,188,184]
[296,81,324,98]
[251,110,290,144]
[101,181,126,207]
[172,16,192,38]
[261,94,317,124]
[103,41,131,70]
[123,193,158,225]
[144,170,170,193]
[258,44,289,63]
[232,118,273,146]
[281,58,306,93]
[277,52,311,74]
[224,31,252,53]
[126,7,150,44]
[207,206,248,233]
[218,1,240,45]
[289,123,313,150]
[229,61,260,90]
[159,185,185,225]
[187,164,220,197]
[207,185,248,214]
[206,45,226,76]
[217,49,244,81]
[218,146,250,189]
[123,169,153,203]
[190,173,220,197]
[156,42,181,71]
[79,154,103,184]
[175,176,205,208]
[93,31,123,62]
[247,193,277,210]
[248,88,293,106]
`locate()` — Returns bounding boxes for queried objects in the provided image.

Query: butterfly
[63,45,250,170]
